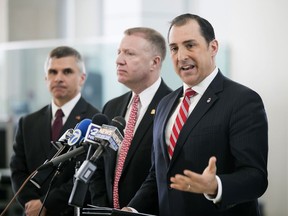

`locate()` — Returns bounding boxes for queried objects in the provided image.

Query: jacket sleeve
[10,117,40,207]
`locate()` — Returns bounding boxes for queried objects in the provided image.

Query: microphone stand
[72,144,94,216]
[68,143,107,209]
[74,161,82,216]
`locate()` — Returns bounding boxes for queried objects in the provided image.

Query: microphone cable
[37,147,75,216]
[0,170,37,216]
[36,168,59,216]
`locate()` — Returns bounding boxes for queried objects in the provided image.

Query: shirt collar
[51,93,81,118]
[183,67,218,96]
[128,77,161,108]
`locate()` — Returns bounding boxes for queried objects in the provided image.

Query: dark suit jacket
[10,97,99,216]
[129,71,268,216]
[90,80,172,213]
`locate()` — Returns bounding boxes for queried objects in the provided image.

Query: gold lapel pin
[75,115,81,121]
[151,109,156,115]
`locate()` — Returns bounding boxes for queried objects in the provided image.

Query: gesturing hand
[170,156,218,196]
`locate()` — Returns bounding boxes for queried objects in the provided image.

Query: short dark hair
[124,27,166,62]
[44,46,86,74]
[168,13,215,44]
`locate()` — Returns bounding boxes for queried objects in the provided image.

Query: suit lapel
[64,97,88,130]
[109,93,131,178]
[170,72,224,166]
[118,95,130,117]
[160,88,182,165]
[41,105,54,158]
[122,99,155,171]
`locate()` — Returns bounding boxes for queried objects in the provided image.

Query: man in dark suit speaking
[10,46,100,216]
[89,27,172,215]
[125,14,268,216]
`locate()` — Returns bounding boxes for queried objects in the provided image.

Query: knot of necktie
[55,109,64,118]
[185,88,196,98]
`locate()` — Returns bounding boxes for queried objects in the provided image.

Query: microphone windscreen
[76,118,92,133]
[91,113,109,125]
[68,119,91,146]
[111,116,126,136]
[83,114,108,145]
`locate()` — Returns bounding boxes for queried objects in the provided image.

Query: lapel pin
[75,115,81,121]
[151,109,156,115]
[207,98,211,103]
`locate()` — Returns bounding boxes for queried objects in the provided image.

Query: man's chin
[52,94,67,101]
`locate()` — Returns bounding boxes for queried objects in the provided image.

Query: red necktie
[51,109,64,141]
[113,94,139,209]
[168,88,196,159]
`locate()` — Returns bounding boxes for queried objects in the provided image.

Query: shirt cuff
[204,175,222,203]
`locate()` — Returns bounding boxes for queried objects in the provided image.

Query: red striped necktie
[168,88,196,159]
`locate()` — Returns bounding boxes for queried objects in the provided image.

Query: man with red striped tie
[125,13,268,216]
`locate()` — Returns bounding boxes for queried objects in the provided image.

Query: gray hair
[44,46,86,74]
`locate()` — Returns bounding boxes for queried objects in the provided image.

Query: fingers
[170,171,199,192]
[170,174,190,191]
[207,156,217,173]
[170,156,218,194]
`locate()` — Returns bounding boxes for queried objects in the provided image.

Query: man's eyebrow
[48,68,56,72]
[63,67,73,70]
[169,39,196,47]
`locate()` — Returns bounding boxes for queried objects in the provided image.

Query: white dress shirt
[51,93,81,125]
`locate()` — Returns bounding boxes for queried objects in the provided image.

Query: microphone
[83,113,110,156]
[30,119,91,188]
[67,119,92,146]
[109,116,126,136]
[74,116,125,183]
[38,115,109,170]
[51,128,74,150]
[68,113,110,207]
[84,114,109,143]
[92,115,125,156]
[69,116,125,207]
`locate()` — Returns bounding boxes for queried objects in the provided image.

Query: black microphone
[68,113,110,207]
[30,119,91,188]
[109,116,126,136]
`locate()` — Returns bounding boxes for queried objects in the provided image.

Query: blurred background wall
[0,0,287,215]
